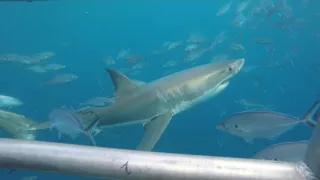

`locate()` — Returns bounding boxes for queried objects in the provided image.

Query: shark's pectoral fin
[136,112,172,151]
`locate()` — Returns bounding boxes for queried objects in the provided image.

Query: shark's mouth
[215,81,230,93]
[171,80,230,115]
[220,81,230,87]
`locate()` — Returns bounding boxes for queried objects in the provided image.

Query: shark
[78,58,245,151]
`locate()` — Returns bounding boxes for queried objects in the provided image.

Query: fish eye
[273,158,278,161]
[228,67,233,72]
[234,124,238,128]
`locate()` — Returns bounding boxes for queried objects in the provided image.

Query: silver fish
[253,141,308,162]
[31,51,55,61]
[43,63,66,71]
[80,97,114,107]
[184,44,199,52]
[184,44,214,61]
[235,98,274,110]
[186,33,207,44]
[0,109,44,141]
[116,49,130,60]
[0,54,35,64]
[236,0,250,14]
[42,73,78,85]
[217,1,232,16]
[217,100,320,143]
[28,65,47,73]
[0,95,22,107]
[49,107,96,145]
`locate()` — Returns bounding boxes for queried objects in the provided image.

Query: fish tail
[27,120,53,130]
[85,117,100,131]
[83,118,100,146]
[301,100,320,128]
[84,131,96,146]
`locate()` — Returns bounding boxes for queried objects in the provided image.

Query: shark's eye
[234,124,238,128]
[228,67,233,72]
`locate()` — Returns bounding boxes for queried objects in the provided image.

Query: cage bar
[0,137,315,180]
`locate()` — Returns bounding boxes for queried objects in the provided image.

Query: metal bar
[304,120,320,179]
[0,139,310,180]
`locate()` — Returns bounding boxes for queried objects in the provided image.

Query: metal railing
[0,122,319,180]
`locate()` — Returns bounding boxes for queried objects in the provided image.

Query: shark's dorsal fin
[106,69,138,96]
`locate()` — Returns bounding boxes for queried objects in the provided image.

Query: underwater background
[0,0,319,179]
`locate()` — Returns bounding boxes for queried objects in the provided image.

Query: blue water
[0,0,319,179]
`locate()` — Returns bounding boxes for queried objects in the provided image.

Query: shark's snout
[231,58,245,72]
[216,122,227,130]
[237,58,245,68]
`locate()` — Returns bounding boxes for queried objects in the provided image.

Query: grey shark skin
[84,58,245,151]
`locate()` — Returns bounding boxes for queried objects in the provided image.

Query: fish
[214,31,228,45]
[162,60,177,68]
[0,109,45,140]
[80,97,114,107]
[184,44,199,52]
[101,56,115,65]
[42,73,78,86]
[253,141,308,162]
[116,49,130,60]
[48,107,97,145]
[217,1,232,16]
[184,48,208,61]
[232,13,247,27]
[254,38,274,45]
[31,51,55,61]
[0,95,22,107]
[236,0,250,14]
[184,43,215,61]
[0,54,35,65]
[123,55,145,64]
[79,58,245,151]
[216,100,320,143]
[230,43,245,51]
[168,41,183,50]
[43,63,66,71]
[186,33,207,44]
[28,65,47,73]
[234,98,274,110]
